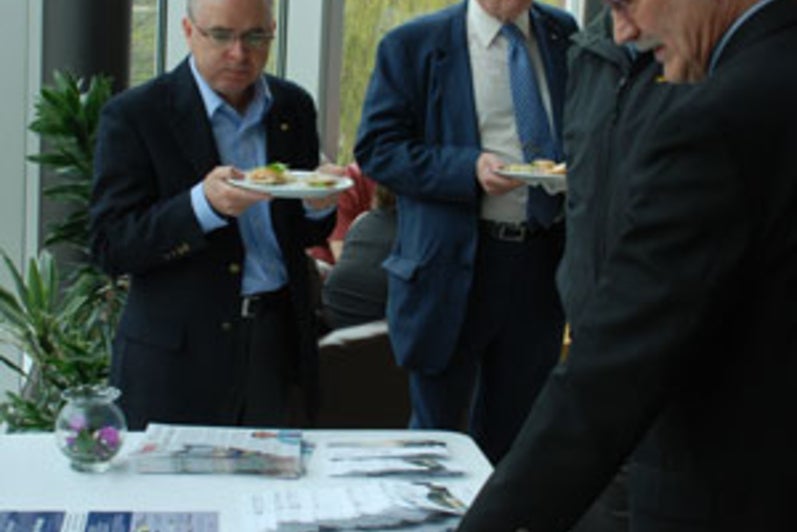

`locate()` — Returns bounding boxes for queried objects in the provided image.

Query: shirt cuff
[191,183,228,232]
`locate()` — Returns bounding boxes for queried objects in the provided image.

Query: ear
[182,17,193,41]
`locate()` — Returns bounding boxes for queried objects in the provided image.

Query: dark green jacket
[557,11,688,331]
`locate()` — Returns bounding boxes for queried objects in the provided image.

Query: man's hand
[203,165,272,217]
[476,152,525,196]
[304,192,339,211]
[316,162,347,177]
[302,162,343,210]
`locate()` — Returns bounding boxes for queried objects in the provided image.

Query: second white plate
[496,169,567,193]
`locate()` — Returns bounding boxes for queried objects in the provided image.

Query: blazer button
[220,321,232,332]
[228,263,241,275]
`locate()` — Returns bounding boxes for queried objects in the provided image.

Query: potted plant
[0,251,114,431]
[28,70,111,255]
[0,72,125,432]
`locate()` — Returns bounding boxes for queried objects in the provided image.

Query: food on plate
[305,174,339,188]
[248,162,294,185]
[502,159,567,175]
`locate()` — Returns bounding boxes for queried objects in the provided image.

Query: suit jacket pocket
[117,313,185,351]
[382,255,420,282]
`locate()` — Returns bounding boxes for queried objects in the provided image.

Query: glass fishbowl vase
[54,385,127,472]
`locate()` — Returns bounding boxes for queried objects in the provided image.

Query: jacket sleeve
[89,96,210,278]
[354,30,482,203]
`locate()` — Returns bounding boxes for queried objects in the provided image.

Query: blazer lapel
[430,2,479,145]
[168,59,220,183]
[713,0,797,73]
[530,7,570,150]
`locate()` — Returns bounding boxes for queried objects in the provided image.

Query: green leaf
[25,254,49,317]
[0,289,28,331]
[266,161,288,172]
[0,352,25,376]
[1,253,30,311]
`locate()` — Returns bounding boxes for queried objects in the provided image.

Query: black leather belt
[479,220,541,243]
[240,287,289,318]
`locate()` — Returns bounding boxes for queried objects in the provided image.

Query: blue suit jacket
[355,1,577,372]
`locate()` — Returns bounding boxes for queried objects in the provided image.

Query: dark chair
[314,320,410,428]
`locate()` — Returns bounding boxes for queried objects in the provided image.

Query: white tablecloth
[0,429,492,530]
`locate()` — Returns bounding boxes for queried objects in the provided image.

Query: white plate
[495,168,567,193]
[228,171,353,199]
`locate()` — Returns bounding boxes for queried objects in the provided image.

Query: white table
[0,429,492,530]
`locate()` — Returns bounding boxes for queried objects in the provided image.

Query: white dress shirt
[467,0,555,223]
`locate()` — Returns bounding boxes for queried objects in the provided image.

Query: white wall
[0,0,42,398]
[166,0,189,70]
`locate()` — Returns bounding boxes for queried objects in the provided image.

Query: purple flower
[96,426,121,450]
[68,413,88,432]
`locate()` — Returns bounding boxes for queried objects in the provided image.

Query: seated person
[322,185,396,329]
[308,162,376,268]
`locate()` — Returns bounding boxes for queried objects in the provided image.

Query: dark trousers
[408,223,565,464]
[232,288,294,427]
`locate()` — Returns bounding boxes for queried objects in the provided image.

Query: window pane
[338,0,459,164]
[130,0,158,86]
[266,0,282,74]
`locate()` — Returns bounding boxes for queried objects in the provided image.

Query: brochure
[241,481,471,531]
[324,438,462,478]
[0,511,218,532]
[128,423,304,478]
[325,438,450,460]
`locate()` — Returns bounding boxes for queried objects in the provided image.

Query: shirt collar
[708,0,778,76]
[468,0,531,48]
[188,55,271,120]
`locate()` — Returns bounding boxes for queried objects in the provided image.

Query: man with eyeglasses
[89,0,335,430]
[459,0,797,530]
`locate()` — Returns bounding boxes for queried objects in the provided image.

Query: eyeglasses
[192,21,274,50]
[602,0,632,11]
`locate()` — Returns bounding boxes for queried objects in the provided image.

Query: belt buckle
[241,296,256,318]
[496,223,526,242]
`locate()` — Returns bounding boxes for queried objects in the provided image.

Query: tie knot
[501,23,526,46]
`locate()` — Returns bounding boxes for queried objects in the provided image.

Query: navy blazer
[89,59,333,428]
[355,1,577,372]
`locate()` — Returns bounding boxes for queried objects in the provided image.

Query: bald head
[187,0,274,21]
[183,0,275,111]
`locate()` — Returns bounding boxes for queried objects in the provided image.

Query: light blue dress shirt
[187,57,327,296]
